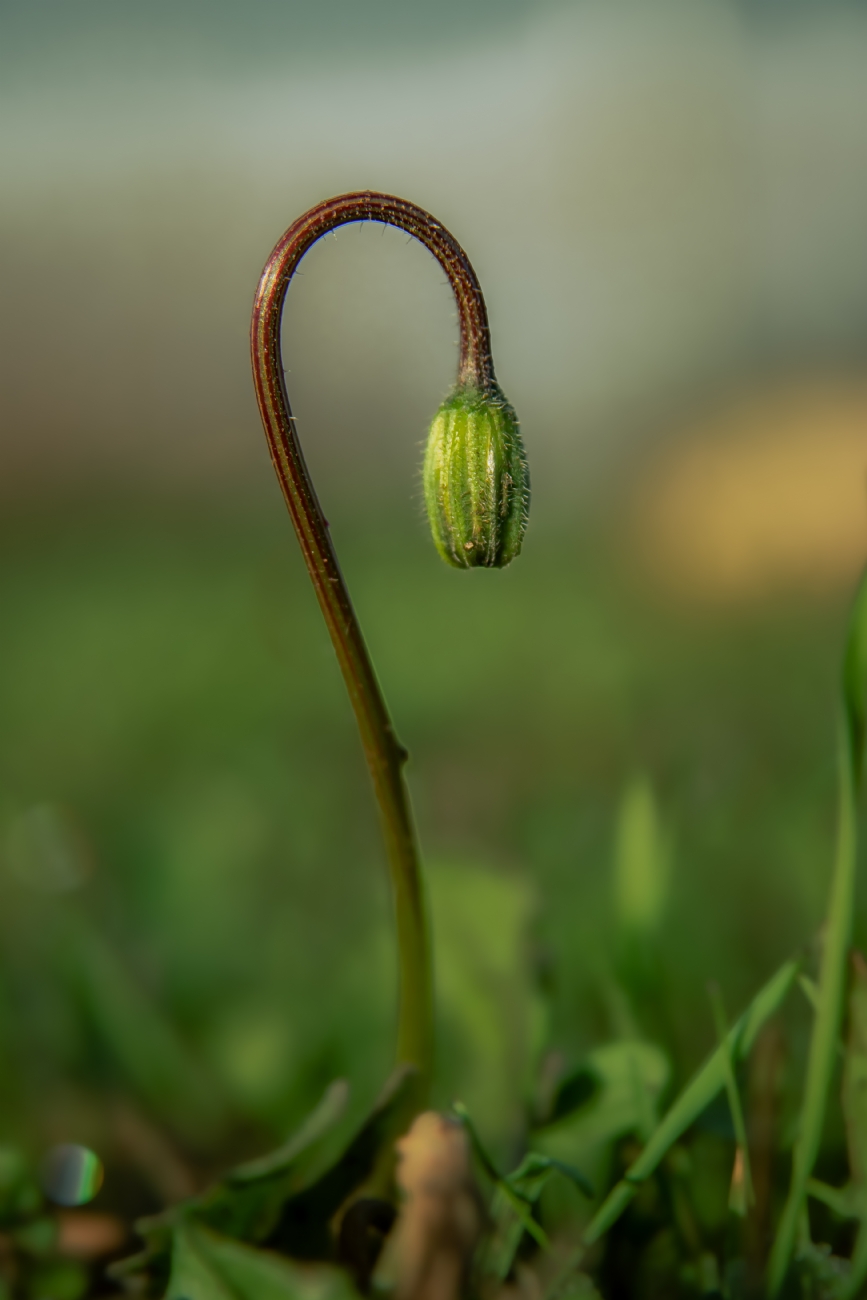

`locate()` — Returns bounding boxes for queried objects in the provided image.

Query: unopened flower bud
[423,383,529,569]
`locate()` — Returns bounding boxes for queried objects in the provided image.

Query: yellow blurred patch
[632,380,867,599]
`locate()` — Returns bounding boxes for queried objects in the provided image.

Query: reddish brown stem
[250,191,495,1102]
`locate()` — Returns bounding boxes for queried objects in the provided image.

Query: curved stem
[250,191,496,1109]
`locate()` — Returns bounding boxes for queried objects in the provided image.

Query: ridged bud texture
[423,384,529,569]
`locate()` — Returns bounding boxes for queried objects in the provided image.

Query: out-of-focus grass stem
[708,981,754,1215]
[767,569,867,1295]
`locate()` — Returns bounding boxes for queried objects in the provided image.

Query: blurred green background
[3,0,867,1215]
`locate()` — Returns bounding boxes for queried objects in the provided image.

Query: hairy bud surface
[423,384,529,569]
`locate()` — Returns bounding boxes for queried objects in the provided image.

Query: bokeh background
[3,0,867,1212]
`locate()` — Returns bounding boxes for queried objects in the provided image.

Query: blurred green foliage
[0,501,858,1201]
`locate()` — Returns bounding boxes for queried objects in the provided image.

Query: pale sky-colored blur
[3,0,867,564]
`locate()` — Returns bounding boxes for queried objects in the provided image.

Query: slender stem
[707,982,754,1215]
[764,570,867,1291]
[767,726,857,1295]
[250,192,497,1108]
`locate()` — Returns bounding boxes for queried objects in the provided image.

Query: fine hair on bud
[423,383,529,569]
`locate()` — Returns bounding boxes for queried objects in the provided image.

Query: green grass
[0,500,864,1294]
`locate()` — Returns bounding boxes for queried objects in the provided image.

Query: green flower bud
[423,383,529,569]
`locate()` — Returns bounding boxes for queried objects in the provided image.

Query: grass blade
[582,957,799,1244]
[767,569,867,1296]
[453,1102,550,1249]
[708,982,754,1215]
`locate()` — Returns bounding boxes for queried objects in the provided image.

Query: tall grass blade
[582,958,798,1244]
[613,775,670,941]
[767,568,867,1296]
[708,982,754,1215]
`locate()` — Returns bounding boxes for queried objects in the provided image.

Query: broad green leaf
[535,1040,670,1168]
[188,1224,356,1300]
[166,1223,236,1300]
[187,1079,359,1244]
[229,1081,349,1185]
[264,1065,417,1258]
[117,1071,409,1293]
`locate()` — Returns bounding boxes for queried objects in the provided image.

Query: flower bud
[423,384,529,569]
